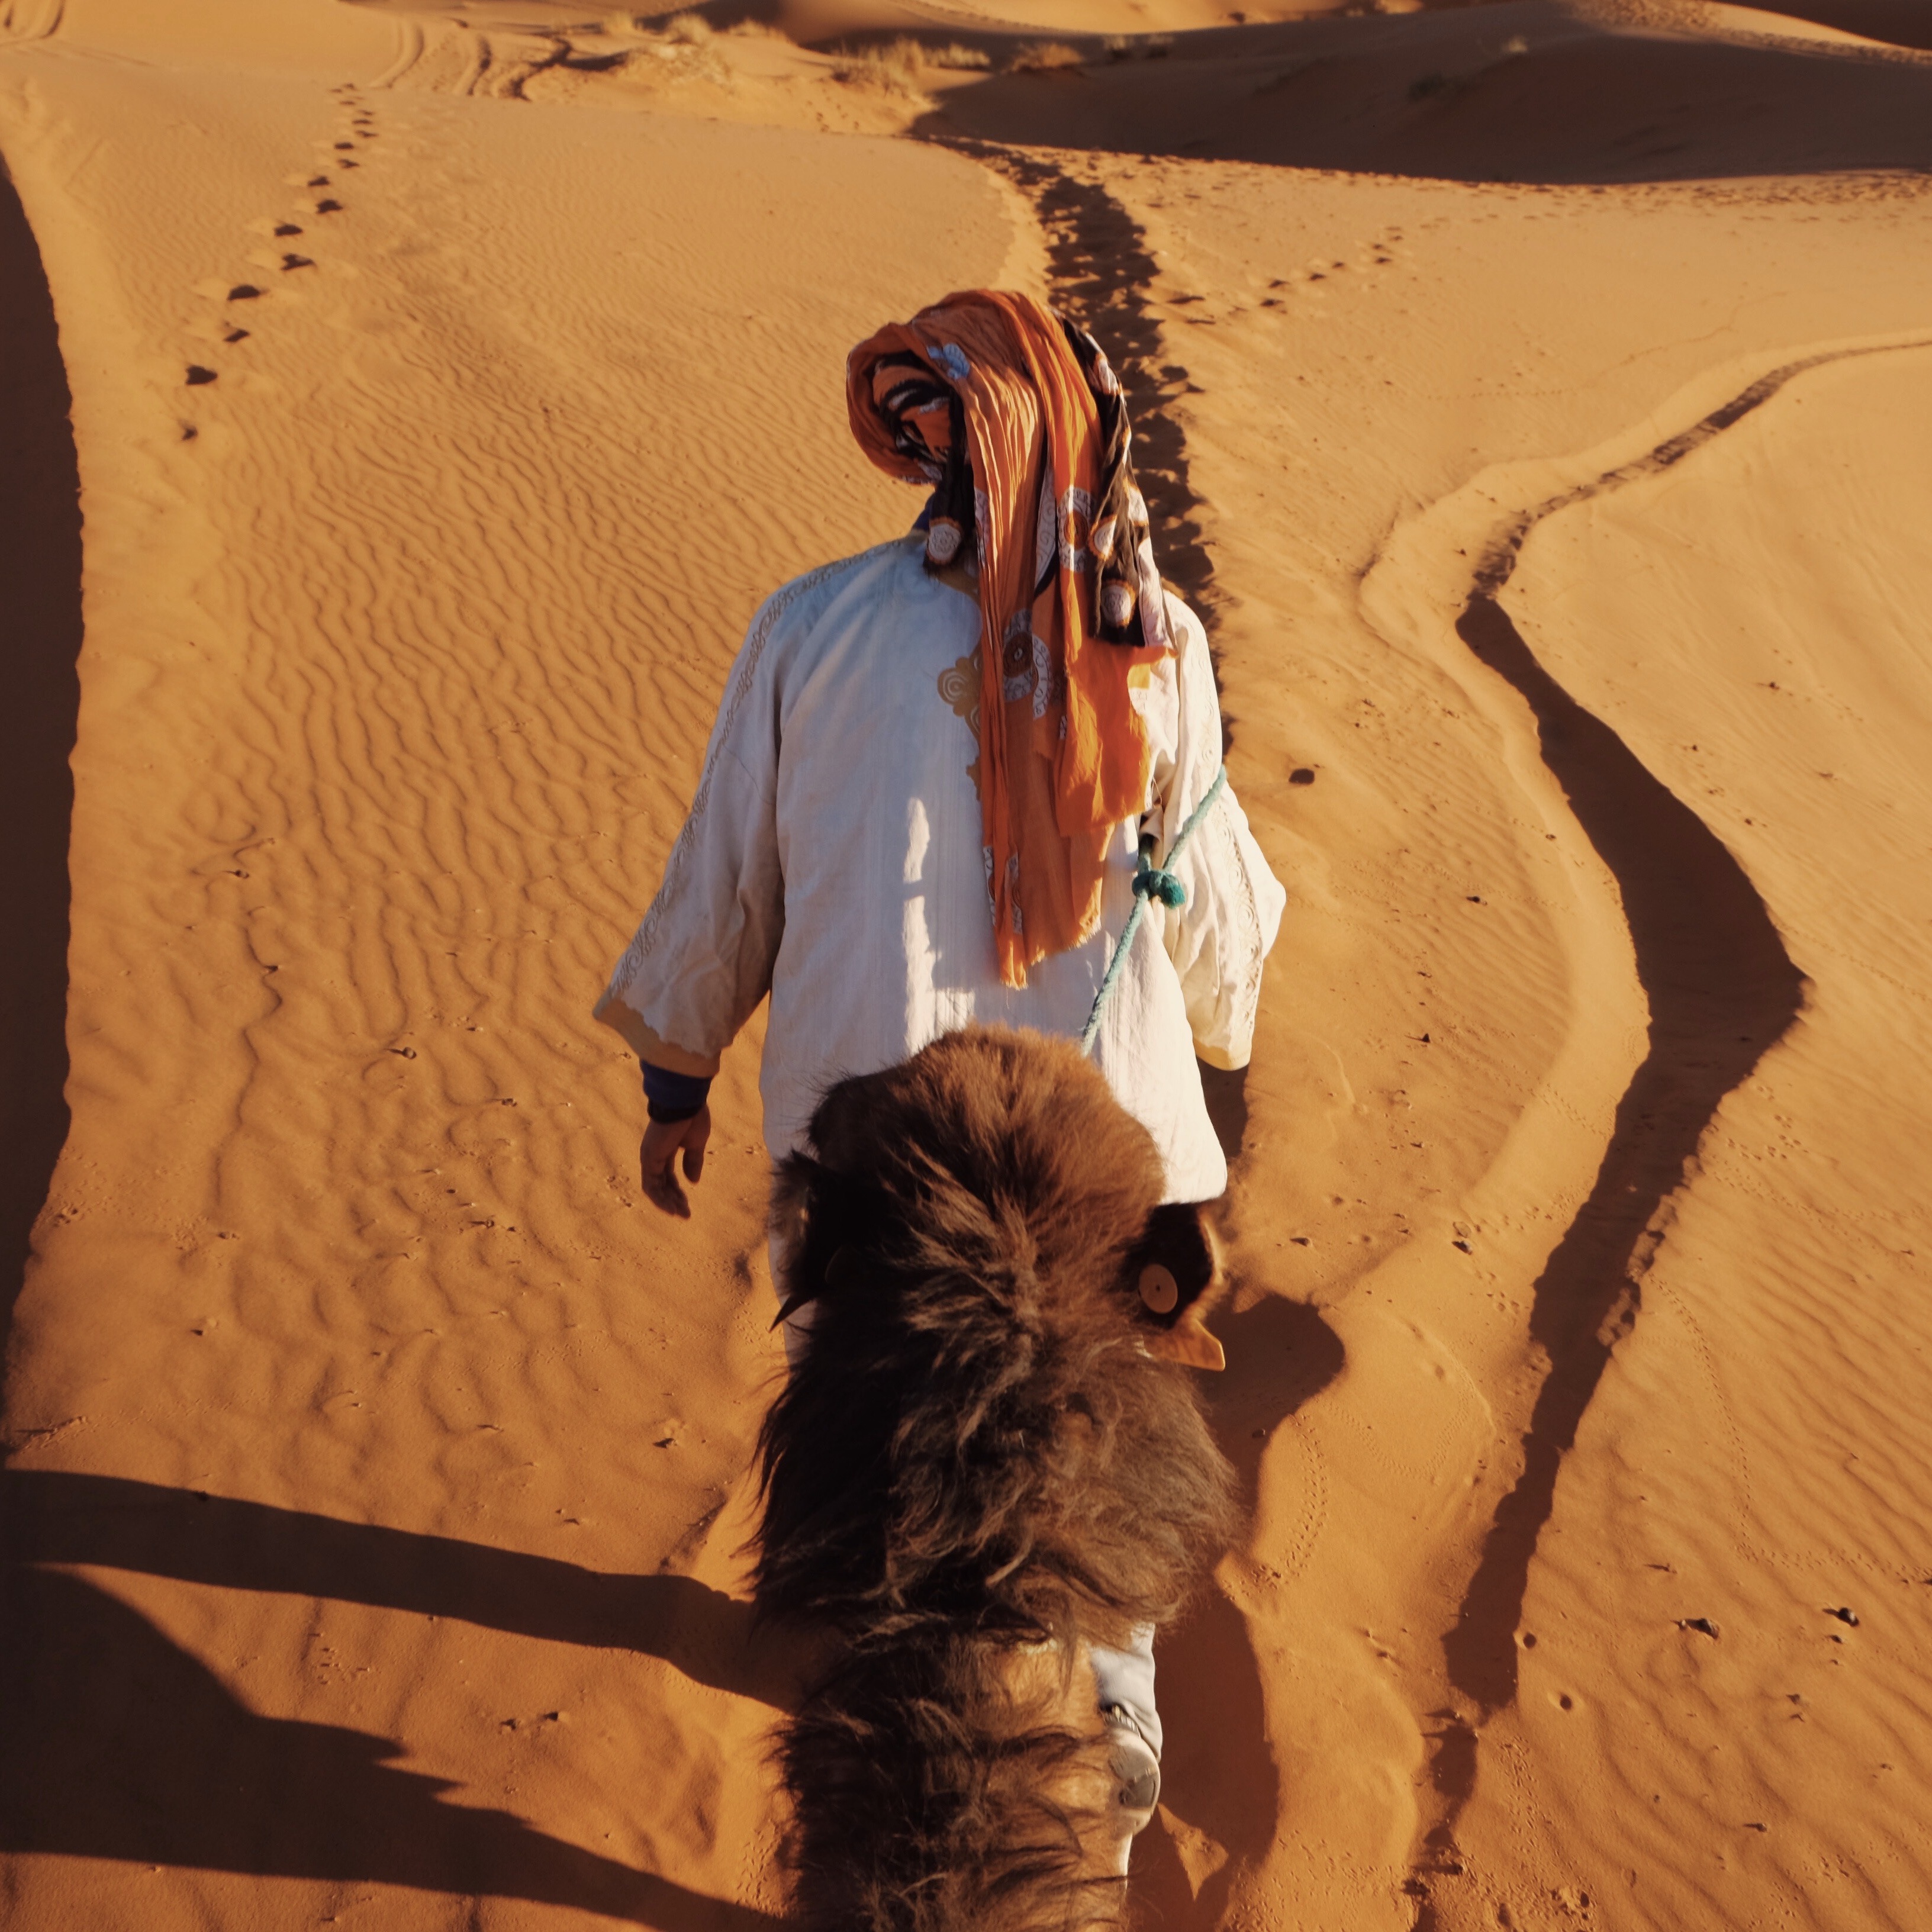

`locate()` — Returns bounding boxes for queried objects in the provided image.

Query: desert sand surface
[3,0,1931,1926]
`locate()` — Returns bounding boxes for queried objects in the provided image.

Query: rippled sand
[3,1,1930,1926]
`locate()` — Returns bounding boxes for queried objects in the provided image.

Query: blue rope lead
[1079,765,1228,1056]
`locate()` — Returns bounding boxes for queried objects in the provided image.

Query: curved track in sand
[1361,330,1932,1922]
[1445,337,1932,1703]
[1370,336,1932,1912]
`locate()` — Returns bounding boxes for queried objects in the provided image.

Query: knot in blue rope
[1133,864,1187,910]
[1079,766,1229,1057]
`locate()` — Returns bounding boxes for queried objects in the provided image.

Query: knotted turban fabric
[846,290,1173,988]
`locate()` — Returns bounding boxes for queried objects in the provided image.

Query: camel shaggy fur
[754,1026,1238,1932]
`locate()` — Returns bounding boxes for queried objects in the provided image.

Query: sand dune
[920,2,1932,182]
[1751,0,1932,50]
[4,0,1931,1925]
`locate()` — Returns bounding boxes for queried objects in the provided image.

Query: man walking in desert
[597,288,1284,1249]
[595,286,1285,1908]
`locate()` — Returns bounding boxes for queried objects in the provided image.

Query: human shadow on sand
[1135,1238,1347,1930]
[1,1465,800,1709]
[0,1562,781,1930]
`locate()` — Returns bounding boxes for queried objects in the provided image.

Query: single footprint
[223,327,249,343]
[307,173,330,187]
[281,252,314,271]
[314,199,343,214]
[186,365,218,385]
[228,283,262,301]
[274,222,302,237]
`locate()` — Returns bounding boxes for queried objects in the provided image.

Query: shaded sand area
[3,0,1931,1926]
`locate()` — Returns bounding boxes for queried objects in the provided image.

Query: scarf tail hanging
[847,291,1174,986]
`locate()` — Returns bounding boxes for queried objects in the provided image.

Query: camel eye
[1138,1263,1179,1315]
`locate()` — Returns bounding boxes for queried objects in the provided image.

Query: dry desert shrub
[604,6,709,34]
[1005,41,1086,73]
[611,12,732,85]
[830,36,991,91]
[831,38,928,94]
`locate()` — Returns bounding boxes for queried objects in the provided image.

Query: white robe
[596,534,1286,1203]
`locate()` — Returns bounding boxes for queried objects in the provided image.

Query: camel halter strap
[1078,765,1228,1056]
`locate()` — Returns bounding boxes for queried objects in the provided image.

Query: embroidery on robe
[938,650,984,803]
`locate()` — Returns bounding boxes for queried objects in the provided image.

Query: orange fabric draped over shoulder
[846,291,1173,988]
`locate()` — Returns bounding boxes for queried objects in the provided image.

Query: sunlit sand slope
[0,4,1024,1925]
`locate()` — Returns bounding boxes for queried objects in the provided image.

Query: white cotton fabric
[597,534,1286,1203]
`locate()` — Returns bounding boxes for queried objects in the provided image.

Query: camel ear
[1125,1203,1225,1367]
[769,1158,880,1331]
[1133,1203,1216,1302]
[1145,1305,1225,1373]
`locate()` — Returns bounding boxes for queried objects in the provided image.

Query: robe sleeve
[593,587,793,1077]
[1151,595,1287,1072]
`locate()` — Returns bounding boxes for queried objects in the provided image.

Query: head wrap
[847,291,1173,987]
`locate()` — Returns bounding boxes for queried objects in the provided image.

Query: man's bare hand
[640,1105,712,1217]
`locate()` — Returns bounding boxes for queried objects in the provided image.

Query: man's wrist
[643,1061,713,1123]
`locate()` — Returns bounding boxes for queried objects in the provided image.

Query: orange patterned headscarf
[847,291,1173,987]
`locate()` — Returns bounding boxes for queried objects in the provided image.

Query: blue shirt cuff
[643,1062,712,1122]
